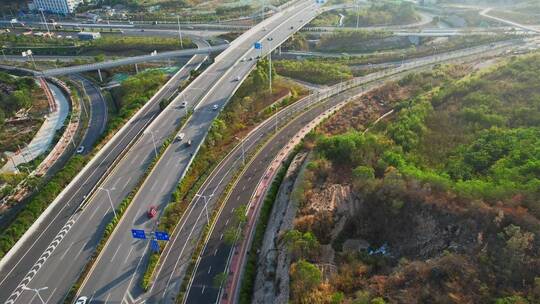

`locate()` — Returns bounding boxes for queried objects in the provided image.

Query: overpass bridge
[38,44,227,77]
[480,8,540,34]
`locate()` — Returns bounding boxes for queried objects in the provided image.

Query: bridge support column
[97,69,103,82]
[135,63,139,74]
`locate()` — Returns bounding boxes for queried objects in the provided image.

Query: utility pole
[176,15,183,49]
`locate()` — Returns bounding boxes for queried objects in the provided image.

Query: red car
[147,206,157,219]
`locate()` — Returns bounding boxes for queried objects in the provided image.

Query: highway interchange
[0,48,208,304]
[77,2,326,303]
[0,1,538,304]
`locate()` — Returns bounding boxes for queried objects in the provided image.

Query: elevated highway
[75,2,326,303]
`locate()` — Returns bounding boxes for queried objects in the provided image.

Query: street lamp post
[356,0,360,29]
[145,130,158,157]
[39,9,50,35]
[268,48,272,93]
[98,187,117,219]
[176,15,183,49]
[22,49,36,69]
[1,45,6,62]
[273,104,278,133]
[234,136,245,165]
[22,286,48,304]
[195,194,213,223]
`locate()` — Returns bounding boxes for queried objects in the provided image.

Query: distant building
[31,0,83,14]
[77,31,101,40]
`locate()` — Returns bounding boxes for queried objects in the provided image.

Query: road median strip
[64,111,192,303]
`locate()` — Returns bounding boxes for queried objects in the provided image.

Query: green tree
[290,260,322,303]
[495,295,529,304]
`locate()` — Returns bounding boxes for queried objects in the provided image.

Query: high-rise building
[31,0,83,14]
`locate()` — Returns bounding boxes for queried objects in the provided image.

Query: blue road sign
[155,231,170,241]
[131,229,146,239]
[151,239,160,252]
[254,42,262,50]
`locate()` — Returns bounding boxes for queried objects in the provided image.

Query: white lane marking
[4,218,76,304]
[45,287,57,303]
[124,176,133,188]
[105,292,111,303]
[225,219,229,226]
[208,266,212,274]
[220,233,223,240]
[111,245,122,262]
[124,247,134,265]
[201,285,206,294]
[150,182,157,192]
[121,240,150,303]
[88,203,102,221]
[59,242,74,260]
[214,248,218,256]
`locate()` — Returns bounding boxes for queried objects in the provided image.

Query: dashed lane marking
[4,218,76,304]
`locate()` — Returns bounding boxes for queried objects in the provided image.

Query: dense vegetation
[275,60,352,85]
[310,2,419,27]
[288,55,540,303]
[108,69,167,133]
[0,34,193,56]
[0,72,48,157]
[159,59,305,233]
[314,30,411,53]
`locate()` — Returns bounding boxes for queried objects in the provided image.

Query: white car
[76,146,85,154]
[234,76,240,82]
[241,58,246,62]
[75,296,88,304]
[176,132,185,141]
[180,101,187,108]
[212,105,219,111]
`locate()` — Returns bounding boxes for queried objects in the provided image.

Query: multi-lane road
[182,39,528,304]
[69,74,108,154]
[0,47,208,304]
[75,2,327,303]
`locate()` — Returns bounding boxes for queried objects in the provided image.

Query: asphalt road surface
[0,51,208,304]
[69,74,108,154]
[183,40,527,304]
[76,2,325,303]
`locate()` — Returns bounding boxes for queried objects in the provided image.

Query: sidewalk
[0,81,69,173]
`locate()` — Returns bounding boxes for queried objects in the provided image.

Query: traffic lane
[185,88,342,303]
[78,123,205,301]
[147,121,268,302]
[0,99,160,304]
[13,135,158,304]
[76,63,220,300]
[72,75,108,154]
[79,1,316,300]
[185,126,293,304]
[1,53,203,304]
